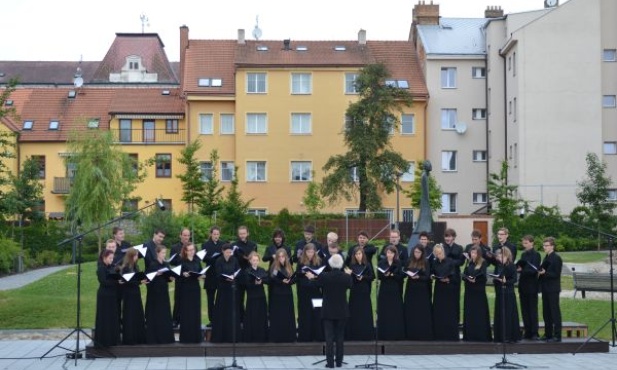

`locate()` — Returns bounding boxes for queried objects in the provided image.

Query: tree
[488,160,526,237]
[404,160,443,211]
[199,149,224,218]
[302,172,325,217]
[65,128,148,252]
[321,63,413,212]
[176,140,206,214]
[0,78,18,217]
[218,167,252,235]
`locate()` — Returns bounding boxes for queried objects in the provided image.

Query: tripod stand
[208,278,243,370]
[356,275,395,370]
[491,270,526,369]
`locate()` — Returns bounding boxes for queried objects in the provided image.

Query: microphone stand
[491,268,525,369]
[209,277,243,370]
[40,199,163,364]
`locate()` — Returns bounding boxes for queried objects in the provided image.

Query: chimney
[358,29,366,45]
[412,0,440,26]
[283,39,291,50]
[485,5,504,18]
[237,29,245,45]
[179,25,189,88]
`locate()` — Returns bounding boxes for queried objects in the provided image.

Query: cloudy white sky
[1,0,568,62]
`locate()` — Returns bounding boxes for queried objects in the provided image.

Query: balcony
[111,128,186,145]
[52,177,72,194]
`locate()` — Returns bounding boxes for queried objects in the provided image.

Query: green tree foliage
[176,140,206,214]
[488,160,526,237]
[404,160,442,211]
[321,63,413,212]
[65,128,148,252]
[4,156,44,223]
[218,167,252,235]
[0,78,18,215]
[199,149,224,218]
[302,172,325,217]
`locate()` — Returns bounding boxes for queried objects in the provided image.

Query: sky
[1,0,569,62]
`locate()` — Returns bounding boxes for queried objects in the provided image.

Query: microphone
[156,199,166,211]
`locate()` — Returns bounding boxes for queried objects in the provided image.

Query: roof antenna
[140,13,150,33]
[252,15,262,40]
[73,55,83,88]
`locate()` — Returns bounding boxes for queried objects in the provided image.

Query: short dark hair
[112,227,123,236]
[444,228,457,238]
[543,237,556,247]
[471,229,482,238]
[358,230,369,238]
[153,229,165,236]
[522,235,534,243]
[304,225,316,234]
[210,226,221,233]
[419,231,429,239]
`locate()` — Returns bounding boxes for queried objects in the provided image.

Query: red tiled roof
[109,88,184,114]
[183,40,237,94]
[1,88,31,131]
[92,33,178,84]
[0,61,99,85]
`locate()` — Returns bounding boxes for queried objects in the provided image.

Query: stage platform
[86,338,608,358]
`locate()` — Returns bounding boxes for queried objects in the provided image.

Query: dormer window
[23,120,33,130]
[256,46,269,51]
[5,99,13,106]
[198,78,210,87]
[49,120,59,130]
[211,78,222,87]
[129,61,139,70]
[334,46,346,51]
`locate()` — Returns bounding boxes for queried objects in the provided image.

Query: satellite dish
[252,26,262,40]
[73,77,83,88]
[455,122,467,134]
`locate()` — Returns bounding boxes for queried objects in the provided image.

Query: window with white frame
[200,161,213,181]
[220,114,235,134]
[401,162,415,182]
[246,161,266,182]
[221,161,235,181]
[441,193,457,213]
[604,49,617,62]
[440,67,457,88]
[401,114,415,134]
[345,73,359,94]
[291,73,312,94]
[402,209,414,222]
[603,95,617,108]
[246,113,267,134]
[608,189,617,201]
[199,114,213,134]
[442,151,457,171]
[441,109,457,130]
[473,192,488,204]
[472,67,486,78]
[350,167,359,182]
[513,97,517,121]
[291,161,312,181]
[247,72,267,93]
[472,108,487,120]
[604,142,617,155]
[247,208,267,216]
[473,150,487,162]
[291,113,312,134]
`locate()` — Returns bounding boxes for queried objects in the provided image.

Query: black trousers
[519,291,539,338]
[205,287,216,324]
[323,318,346,367]
[542,292,562,339]
[173,281,180,324]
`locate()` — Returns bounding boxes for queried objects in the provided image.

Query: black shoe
[325,364,334,368]
[336,363,342,368]
[529,336,540,341]
[548,337,561,342]
[540,336,551,341]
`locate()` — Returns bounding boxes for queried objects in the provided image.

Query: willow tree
[321,63,413,212]
[65,127,148,252]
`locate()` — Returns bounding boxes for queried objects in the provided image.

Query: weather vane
[140,13,150,33]
[252,15,262,40]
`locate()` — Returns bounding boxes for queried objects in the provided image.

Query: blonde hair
[271,248,293,276]
[298,243,321,266]
[500,247,513,264]
[469,245,484,270]
[120,248,138,271]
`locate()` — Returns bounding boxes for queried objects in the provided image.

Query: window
[32,155,45,179]
[211,78,222,87]
[473,192,488,204]
[291,73,312,94]
[345,73,359,94]
[122,199,138,213]
[472,109,487,120]
[441,151,457,171]
[143,120,155,143]
[221,161,234,181]
[291,161,311,181]
[440,67,457,88]
[128,154,138,175]
[401,162,415,182]
[604,49,617,62]
[513,97,517,122]
[23,120,33,130]
[49,120,59,130]
[603,95,617,108]
[198,78,210,87]
[384,116,395,135]
[441,109,457,130]
[220,114,235,134]
[441,193,457,213]
[246,161,266,182]
[401,114,415,134]
[200,161,213,181]
[402,209,414,223]
[604,142,617,155]
[119,119,132,142]
[246,113,267,134]
[472,67,486,78]
[508,101,512,115]
[5,99,13,106]
[199,114,213,134]
[247,208,267,216]
[350,167,359,182]
[473,150,487,162]
[247,72,267,93]
[166,119,178,134]
[513,52,517,76]
[291,113,312,134]
[155,154,172,178]
[608,189,617,201]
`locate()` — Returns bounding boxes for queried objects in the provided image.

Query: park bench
[571,268,617,299]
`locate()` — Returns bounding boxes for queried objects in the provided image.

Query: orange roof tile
[109,88,184,114]
[0,61,99,85]
[183,40,237,95]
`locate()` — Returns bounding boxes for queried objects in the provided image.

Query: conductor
[317,254,352,368]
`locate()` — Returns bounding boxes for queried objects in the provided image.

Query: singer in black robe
[403,246,433,341]
[241,261,269,342]
[94,251,120,347]
[493,249,521,343]
[376,246,405,340]
[145,247,175,344]
[346,247,375,341]
[202,228,224,327]
[269,249,297,342]
[296,245,325,342]
[431,245,459,341]
[462,248,492,342]
[211,246,241,343]
[119,250,146,345]
[178,251,203,343]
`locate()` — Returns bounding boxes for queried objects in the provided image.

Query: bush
[0,236,20,274]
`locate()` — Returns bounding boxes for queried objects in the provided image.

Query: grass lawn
[0,261,614,341]
[559,251,608,264]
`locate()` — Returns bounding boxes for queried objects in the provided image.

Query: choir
[93,226,564,347]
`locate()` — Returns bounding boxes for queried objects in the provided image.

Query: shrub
[0,236,20,274]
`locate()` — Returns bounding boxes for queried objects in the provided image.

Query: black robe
[346,263,375,341]
[262,244,292,269]
[120,264,146,345]
[211,256,242,343]
[296,262,324,342]
[493,263,521,343]
[178,258,203,343]
[201,238,223,325]
[431,257,459,341]
[145,260,175,344]
[269,267,297,342]
[376,259,405,340]
[403,266,433,340]
[462,261,492,342]
[241,266,269,342]
[94,262,120,347]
